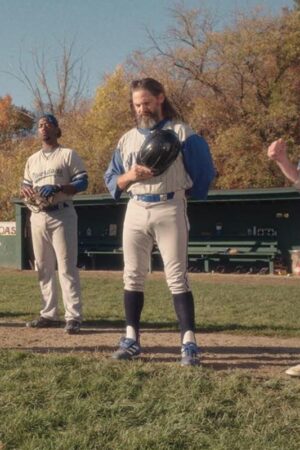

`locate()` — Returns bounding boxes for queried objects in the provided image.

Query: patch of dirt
[1,271,300,377]
[1,323,299,378]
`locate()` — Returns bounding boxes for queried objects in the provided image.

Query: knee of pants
[166,274,190,295]
[123,273,146,292]
[57,259,78,275]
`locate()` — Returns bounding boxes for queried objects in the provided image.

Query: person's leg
[112,200,152,360]
[28,212,59,323]
[152,196,199,365]
[172,291,199,366]
[172,291,196,343]
[123,290,144,342]
[123,200,154,293]
[51,208,82,331]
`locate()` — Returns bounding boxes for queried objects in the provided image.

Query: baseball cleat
[112,337,141,360]
[64,320,81,334]
[285,364,300,377]
[26,316,60,328]
[181,342,200,367]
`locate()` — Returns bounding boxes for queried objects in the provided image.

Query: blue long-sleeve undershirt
[104,134,215,201]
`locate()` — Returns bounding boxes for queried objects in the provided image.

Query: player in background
[104,78,215,365]
[20,114,88,334]
[268,138,300,377]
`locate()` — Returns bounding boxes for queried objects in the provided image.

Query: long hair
[130,78,180,120]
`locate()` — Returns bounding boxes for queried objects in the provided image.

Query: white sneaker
[285,364,300,377]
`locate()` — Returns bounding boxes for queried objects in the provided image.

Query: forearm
[61,176,88,195]
[117,172,133,191]
[276,159,299,184]
[60,185,78,195]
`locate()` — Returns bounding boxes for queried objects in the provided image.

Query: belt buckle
[160,194,167,201]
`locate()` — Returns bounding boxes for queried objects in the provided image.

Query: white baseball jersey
[23,146,87,205]
[23,145,87,322]
[118,121,194,195]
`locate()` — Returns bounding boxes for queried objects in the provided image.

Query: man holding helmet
[104,78,215,365]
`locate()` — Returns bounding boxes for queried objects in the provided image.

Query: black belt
[130,192,175,202]
[43,202,69,212]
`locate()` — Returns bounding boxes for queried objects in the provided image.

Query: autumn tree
[77,67,132,193]
[130,5,300,188]
[0,137,37,220]
[0,95,34,144]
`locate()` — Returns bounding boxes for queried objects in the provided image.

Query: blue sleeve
[70,175,88,193]
[182,134,215,200]
[104,149,125,200]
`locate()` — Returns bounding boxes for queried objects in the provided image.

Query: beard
[136,111,160,129]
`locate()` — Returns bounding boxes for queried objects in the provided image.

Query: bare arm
[267,139,299,184]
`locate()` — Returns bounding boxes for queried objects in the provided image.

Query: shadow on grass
[0,319,299,335]
[3,343,300,372]
[82,320,300,334]
[197,323,300,334]
[0,312,28,319]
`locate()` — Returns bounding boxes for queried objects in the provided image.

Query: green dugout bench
[187,239,279,274]
[79,236,280,274]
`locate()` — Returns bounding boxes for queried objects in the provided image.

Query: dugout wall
[0,222,17,268]
[10,187,300,272]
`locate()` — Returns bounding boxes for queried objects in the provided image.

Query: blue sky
[0,0,294,110]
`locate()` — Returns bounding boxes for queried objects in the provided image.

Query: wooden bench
[187,239,279,274]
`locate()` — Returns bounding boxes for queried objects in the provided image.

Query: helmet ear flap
[136,129,181,176]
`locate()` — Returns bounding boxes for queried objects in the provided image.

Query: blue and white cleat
[181,342,200,366]
[112,337,141,360]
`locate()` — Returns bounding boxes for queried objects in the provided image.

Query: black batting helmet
[136,129,182,176]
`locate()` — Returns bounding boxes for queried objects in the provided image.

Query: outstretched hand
[267,139,287,163]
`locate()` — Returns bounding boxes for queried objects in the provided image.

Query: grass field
[1,270,300,335]
[0,270,300,450]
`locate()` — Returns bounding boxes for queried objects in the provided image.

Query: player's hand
[39,184,62,199]
[20,185,35,199]
[267,139,287,163]
[128,164,153,182]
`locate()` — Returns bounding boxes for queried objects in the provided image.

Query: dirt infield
[1,324,299,378]
[1,272,300,377]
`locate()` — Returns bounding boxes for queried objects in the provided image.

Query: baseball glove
[136,129,182,176]
[23,187,55,213]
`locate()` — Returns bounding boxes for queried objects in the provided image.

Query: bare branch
[2,39,88,116]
